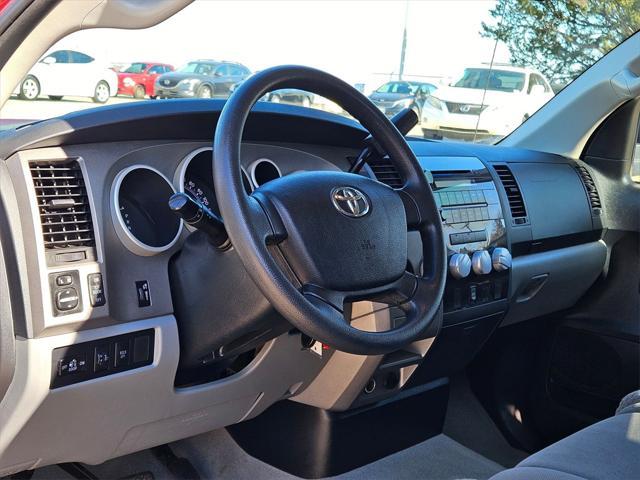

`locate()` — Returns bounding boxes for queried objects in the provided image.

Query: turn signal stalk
[169,192,230,250]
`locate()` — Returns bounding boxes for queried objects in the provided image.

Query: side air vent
[367,156,404,188]
[575,165,602,213]
[30,159,95,250]
[493,164,528,224]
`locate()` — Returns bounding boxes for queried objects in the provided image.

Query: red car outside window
[117,62,174,99]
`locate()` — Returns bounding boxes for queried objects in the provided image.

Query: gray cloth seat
[490,392,640,480]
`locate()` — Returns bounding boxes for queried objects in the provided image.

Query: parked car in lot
[265,89,314,107]
[369,81,437,118]
[15,49,117,103]
[117,62,174,99]
[421,65,554,141]
[154,60,250,99]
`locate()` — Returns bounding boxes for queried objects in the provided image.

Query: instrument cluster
[111,147,283,255]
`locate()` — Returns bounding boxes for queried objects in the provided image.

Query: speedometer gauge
[184,176,217,213]
[176,147,254,228]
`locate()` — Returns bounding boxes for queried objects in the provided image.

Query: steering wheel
[213,66,446,355]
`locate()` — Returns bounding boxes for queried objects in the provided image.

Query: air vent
[493,164,528,223]
[30,160,95,250]
[367,156,404,188]
[575,165,602,213]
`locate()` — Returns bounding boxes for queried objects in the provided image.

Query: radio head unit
[418,156,510,314]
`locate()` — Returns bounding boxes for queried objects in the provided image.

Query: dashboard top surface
[0,99,570,166]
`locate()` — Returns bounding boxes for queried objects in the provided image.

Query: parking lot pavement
[1,96,139,127]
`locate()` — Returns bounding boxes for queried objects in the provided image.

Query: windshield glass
[377,82,417,94]
[453,68,525,92]
[123,63,147,74]
[178,62,214,74]
[2,0,638,144]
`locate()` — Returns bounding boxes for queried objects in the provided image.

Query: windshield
[123,63,147,74]
[178,62,215,74]
[2,0,638,144]
[376,82,418,94]
[453,68,525,92]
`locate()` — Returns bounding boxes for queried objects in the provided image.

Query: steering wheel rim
[213,65,446,355]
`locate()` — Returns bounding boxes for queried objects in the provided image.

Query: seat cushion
[490,412,640,480]
[616,390,640,415]
[490,466,588,480]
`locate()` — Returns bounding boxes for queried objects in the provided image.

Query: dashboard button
[57,353,87,377]
[56,274,73,286]
[136,280,151,307]
[87,273,106,307]
[114,340,131,368]
[94,344,111,372]
[55,288,79,311]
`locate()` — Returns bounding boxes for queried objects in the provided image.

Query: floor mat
[443,375,528,468]
[14,429,503,480]
[172,428,504,480]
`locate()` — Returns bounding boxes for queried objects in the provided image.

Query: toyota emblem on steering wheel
[331,186,370,217]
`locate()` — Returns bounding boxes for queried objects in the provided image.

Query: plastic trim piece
[110,165,183,256]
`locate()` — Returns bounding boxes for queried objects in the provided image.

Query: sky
[51,0,511,91]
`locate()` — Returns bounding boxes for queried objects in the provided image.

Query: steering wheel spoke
[247,195,287,246]
[400,180,439,232]
[302,284,346,314]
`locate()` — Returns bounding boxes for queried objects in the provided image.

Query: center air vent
[367,156,403,188]
[575,165,602,214]
[493,164,528,224]
[30,159,95,251]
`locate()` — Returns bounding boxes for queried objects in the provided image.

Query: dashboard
[0,100,609,474]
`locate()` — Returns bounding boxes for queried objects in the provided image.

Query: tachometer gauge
[111,166,182,256]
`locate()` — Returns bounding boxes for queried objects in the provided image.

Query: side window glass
[527,75,539,94]
[69,51,93,64]
[148,66,163,74]
[632,119,640,182]
[216,65,230,77]
[50,51,70,63]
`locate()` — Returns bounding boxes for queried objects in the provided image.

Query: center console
[421,156,511,320]
[405,156,512,386]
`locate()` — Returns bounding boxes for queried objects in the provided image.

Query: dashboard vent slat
[493,165,528,223]
[29,160,96,250]
[367,156,404,189]
[575,165,602,212]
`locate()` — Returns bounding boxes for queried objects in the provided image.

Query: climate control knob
[472,250,492,275]
[449,253,472,280]
[491,247,512,272]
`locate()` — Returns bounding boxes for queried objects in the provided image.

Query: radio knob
[449,253,472,279]
[472,250,492,275]
[491,247,512,272]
